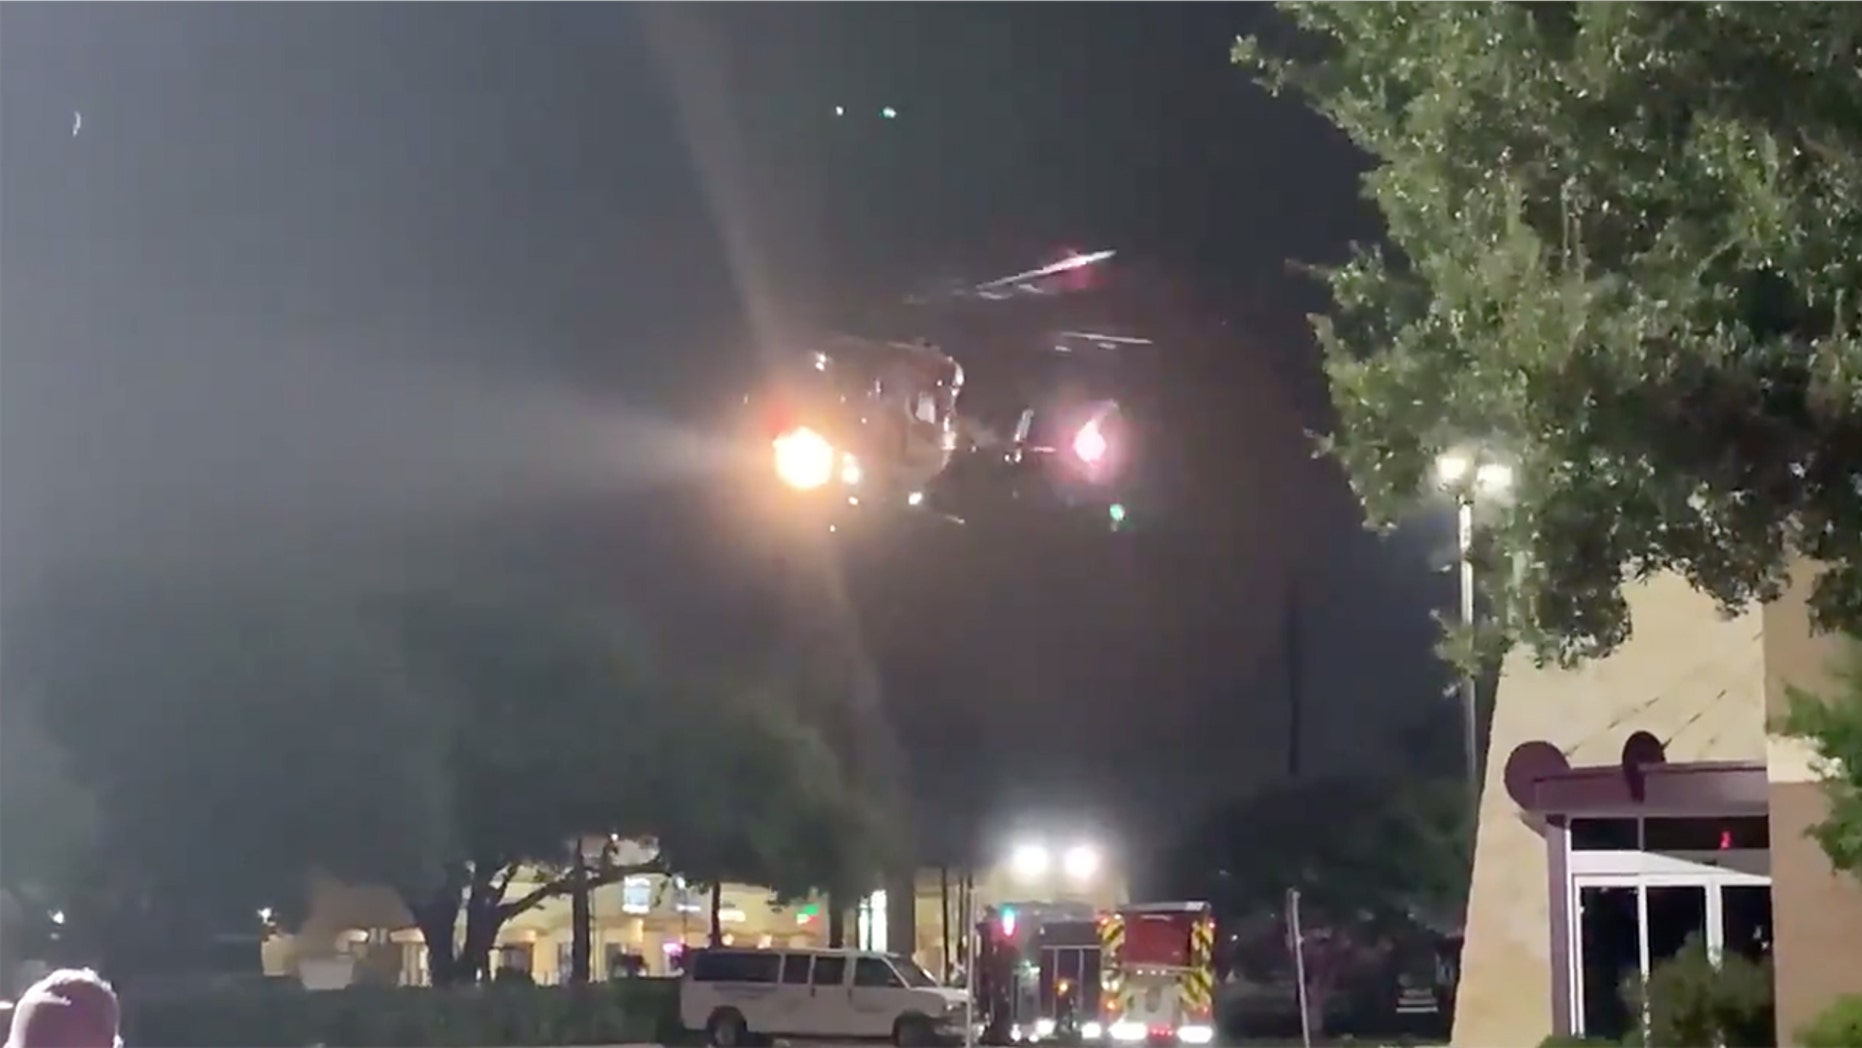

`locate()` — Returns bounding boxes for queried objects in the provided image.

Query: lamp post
[1434,451,1514,824]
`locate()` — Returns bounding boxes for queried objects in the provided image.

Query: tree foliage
[2,576,448,973]
[1780,640,1862,878]
[1187,775,1469,938]
[651,667,893,914]
[1238,3,1862,664]
[384,593,891,979]
[1182,774,1467,1035]
[4,575,888,983]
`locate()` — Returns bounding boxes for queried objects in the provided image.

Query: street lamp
[1435,448,1513,825]
[1062,843,1101,883]
[1009,842,1052,881]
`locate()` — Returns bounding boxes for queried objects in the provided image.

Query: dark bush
[1625,936,1774,1047]
[120,977,682,1047]
[1798,994,1862,1048]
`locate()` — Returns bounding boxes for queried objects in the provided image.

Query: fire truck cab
[974,901,1103,1046]
[1089,902,1217,1047]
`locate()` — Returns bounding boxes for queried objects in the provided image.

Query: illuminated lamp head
[773,426,836,491]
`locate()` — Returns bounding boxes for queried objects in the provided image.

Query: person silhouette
[5,969,121,1048]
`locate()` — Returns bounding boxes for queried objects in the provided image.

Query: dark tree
[3,577,449,978]
[5,577,890,984]
[1181,775,1468,1033]
[1239,3,1862,665]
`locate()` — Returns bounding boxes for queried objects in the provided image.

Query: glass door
[1719,885,1774,963]
[1575,882,1640,1042]
[1569,875,1769,1040]
[1645,883,1709,969]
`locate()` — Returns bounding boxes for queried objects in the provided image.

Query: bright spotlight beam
[773,427,836,491]
[1062,843,1101,882]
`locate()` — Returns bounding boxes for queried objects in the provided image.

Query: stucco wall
[1453,573,1766,1047]
[1761,565,1862,1040]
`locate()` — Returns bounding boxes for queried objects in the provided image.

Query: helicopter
[746,248,1164,533]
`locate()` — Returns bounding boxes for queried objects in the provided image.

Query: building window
[1561,814,1773,1041]
[605,943,645,979]
[1569,817,1640,851]
[857,889,888,951]
[1643,816,1769,852]
[498,944,534,979]
[622,875,655,915]
[401,942,429,986]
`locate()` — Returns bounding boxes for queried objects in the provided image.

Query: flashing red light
[998,908,1018,938]
[1073,420,1109,465]
[1048,247,1102,293]
[1720,829,1734,850]
[764,399,796,438]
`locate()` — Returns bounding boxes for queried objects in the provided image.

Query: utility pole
[1455,494,1479,824]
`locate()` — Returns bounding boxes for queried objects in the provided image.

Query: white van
[680,947,970,1047]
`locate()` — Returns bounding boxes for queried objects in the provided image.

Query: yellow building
[266,869,831,986]
[268,854,1130,988]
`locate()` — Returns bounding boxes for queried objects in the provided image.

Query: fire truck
[1089,902,1218,1046]
[974,901,1216,1047]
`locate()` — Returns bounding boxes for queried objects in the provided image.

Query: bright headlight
[773,427,836,490]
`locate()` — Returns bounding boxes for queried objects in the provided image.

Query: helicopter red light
[1073,420,1110,465]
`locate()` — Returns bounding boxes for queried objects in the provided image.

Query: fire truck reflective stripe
[1180,917,1216,1017]
[1098,914,1125,1005]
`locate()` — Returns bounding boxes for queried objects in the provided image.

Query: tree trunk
[708,882,724,947]
[412,898,463,986]
[455,863,509,983]
[569,844,592,984]
[939,866,952,981]
[408,867,471,987]
[460,902,498,983]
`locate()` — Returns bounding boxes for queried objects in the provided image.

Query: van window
[811,955,848,986]
[889,954,939,989]
[780,954,813,985]
[691,949,781,984]
[854,956,903,988]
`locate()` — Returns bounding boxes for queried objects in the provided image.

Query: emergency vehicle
[973,901,1216,1047]
[974,901,1103,1046]
[1088,902,1218,1046]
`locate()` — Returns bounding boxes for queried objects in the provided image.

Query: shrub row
[1533,941,1862,1048]
[120,978,683,1048]
[1798,994,1862,1048]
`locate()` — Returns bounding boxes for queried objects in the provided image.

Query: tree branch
[489,862,520,902]
[496,861,657,920]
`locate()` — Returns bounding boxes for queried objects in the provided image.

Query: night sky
[1,4,1457,867]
